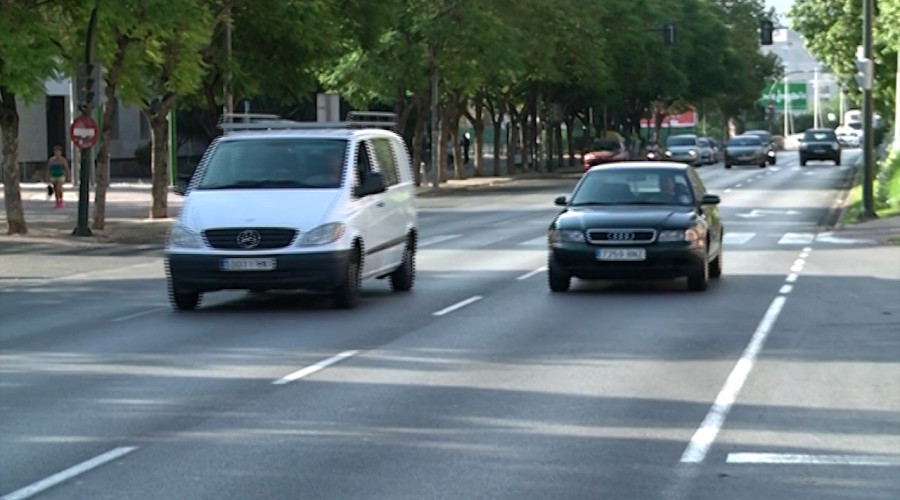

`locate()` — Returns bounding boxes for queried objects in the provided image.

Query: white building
[3,76,204,182]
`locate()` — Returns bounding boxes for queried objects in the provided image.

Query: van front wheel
[389,240,416,292]
[333,250,361,309]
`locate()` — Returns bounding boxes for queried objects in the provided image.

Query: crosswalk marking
[778,232,816,245]
[723,232,756,245]
[518,236,547,246]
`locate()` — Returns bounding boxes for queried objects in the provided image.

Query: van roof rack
[218,111,397,133]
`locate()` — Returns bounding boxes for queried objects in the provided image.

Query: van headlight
[168,224,203,248]
[298,222,346,246]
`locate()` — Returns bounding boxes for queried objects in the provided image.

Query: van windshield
[196,138,349,190]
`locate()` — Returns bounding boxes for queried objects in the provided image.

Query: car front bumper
[800,147,840,160]
[726,154,765,165]
[550,242,705,280]
[166,251,351,292]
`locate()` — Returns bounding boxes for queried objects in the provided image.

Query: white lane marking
[724,188,732,193]
[0,446,138,500]
[726,453,900,467]
[273,350,358,385]
[778,232,815,245]
[418,234,461,248]
[779,284,793,294]
[786,273,799,283]
[803,246,812,252]
[111,308,161,323]
[518,236,547,247]
[516,267,547,281]
[433,295,483,316]
[735,183,743,188]
[680,296,788,463]
[816,232,876,244]
[723,232,755,245]
[799,251,810,259]
[791,259,806,273]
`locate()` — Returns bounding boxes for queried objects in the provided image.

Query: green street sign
[758,82,807,111]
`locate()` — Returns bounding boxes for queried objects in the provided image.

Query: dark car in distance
[799,128,841,166]
[724,135,767,169]
[547,162,724,292]
[740,129,777,165]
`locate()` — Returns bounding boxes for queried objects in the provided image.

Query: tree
[0,0,66,234]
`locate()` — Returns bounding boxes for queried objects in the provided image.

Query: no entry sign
[70,114,99,150]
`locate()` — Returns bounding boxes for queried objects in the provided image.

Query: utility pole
[813,67,820,128]
[783,77,789,137]
[860,0,876,219]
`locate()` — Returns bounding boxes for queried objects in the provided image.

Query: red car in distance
[582,137,630,170]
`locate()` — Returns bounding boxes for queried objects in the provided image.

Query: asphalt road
[2,149,898,500]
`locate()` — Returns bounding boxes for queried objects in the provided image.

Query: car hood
[555,205,698,229]
[179,189,342,231]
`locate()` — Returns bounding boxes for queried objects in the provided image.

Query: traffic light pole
[861,0,876,219]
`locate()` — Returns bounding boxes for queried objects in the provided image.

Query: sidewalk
[825,215,900,245]
[0,171,579,248]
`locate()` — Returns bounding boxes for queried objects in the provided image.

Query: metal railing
[217,111,397,133]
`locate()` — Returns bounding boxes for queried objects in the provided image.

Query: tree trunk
[92,32,130,230]
[556,121,564,171]
[0,88,27,234]
[148,104,174,219]
[492,118,502,176]
[411,106,426,186]
[565,116,575,167]
[464,92,486,177]
[506,103,518,175]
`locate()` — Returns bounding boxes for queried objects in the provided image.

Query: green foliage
[0,0,69,102]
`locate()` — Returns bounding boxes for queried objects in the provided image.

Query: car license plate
[813,148,825,153]
[596,248,646,261]
[221,257,276,271]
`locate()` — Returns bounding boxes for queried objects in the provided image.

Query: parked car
[583,137,630,170]
[663,134,704,166]
[740,129,777,165]
[547,162,724,292]
[165,112,418,310]
[724,135,767,169]
[799,128,842,166]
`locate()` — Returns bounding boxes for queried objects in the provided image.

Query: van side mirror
[354,171,386,197]
[173,173,192,196]
[554,195,568,206]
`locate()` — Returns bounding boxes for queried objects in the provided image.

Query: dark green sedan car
[547,163,724,292]
[724,135,768,169]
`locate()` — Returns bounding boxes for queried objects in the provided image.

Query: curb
[827,157,863,230]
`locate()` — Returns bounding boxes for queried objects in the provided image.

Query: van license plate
[221,257,276,271]
[597,248,646,261]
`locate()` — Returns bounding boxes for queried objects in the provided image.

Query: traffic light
[664,22,675,45]
[76,62,100,109]
[854,57,874,90]
[759,19,774,45]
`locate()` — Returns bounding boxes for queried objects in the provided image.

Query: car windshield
[728,137,761,147]
[570,168,694,206]
[803,131,835,141]
[590,139,621,151]
[848,122,862,130]
[666,136,696,147]
[743,131,770,141]
[196,138,348,190]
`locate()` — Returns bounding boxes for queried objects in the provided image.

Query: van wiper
[201,179,317,189]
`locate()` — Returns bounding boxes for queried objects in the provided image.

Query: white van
[165,113,418,310]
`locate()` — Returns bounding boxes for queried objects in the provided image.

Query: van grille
[203,228,297,250]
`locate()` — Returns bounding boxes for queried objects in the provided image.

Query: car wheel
[759,161,766,168]
[769,156,777,165]
[687,255,709,291]
[169,282,201,311]
[548,257,571,292]
[800,158,807,167]
[835,155,841,166]
[389,237,416,292]
[725,163,732,169]
[334,249,361,309]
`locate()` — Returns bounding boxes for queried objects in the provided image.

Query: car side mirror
[701,193,721,205]
[354,171,386,197]
[554,195,568,206]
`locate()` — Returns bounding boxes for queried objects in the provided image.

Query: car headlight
[688,150,697,157]
[665,150,673,157]
[800,143,808,149]
[657,229,701,242]
[168,224,203,249]
[832,142,840,150]
[767,150,775,156]
[298,222,346,246]
[549,229,585,244]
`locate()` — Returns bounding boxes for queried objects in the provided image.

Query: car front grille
[203,228,297,250]
[587,229,657,245]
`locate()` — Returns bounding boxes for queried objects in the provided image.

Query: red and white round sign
[70,114,99,150]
